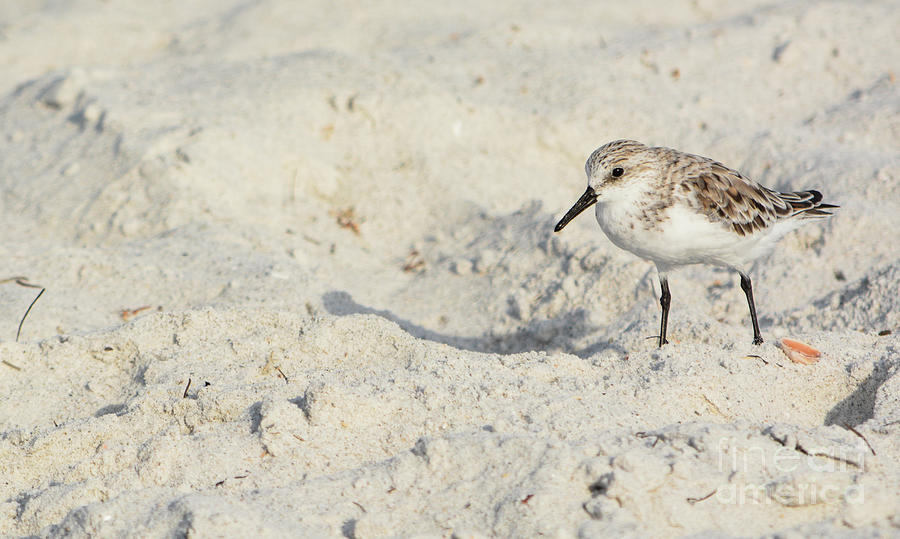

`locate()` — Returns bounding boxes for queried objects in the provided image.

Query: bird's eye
[611,167,624,177]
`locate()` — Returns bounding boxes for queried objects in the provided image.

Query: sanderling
[554,140,838,347]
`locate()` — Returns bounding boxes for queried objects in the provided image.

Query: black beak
[554,187,598,232]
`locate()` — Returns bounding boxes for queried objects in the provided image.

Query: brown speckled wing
[678,158,835,236]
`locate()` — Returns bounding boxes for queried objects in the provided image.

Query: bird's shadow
[321,200,627,358]
[322,292,615,359]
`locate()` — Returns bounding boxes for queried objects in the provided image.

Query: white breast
[594,201,785,272]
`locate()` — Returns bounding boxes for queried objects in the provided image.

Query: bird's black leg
[658,277,671,347]
[739,272,764,345]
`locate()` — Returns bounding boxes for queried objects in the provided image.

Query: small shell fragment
[780,338,821,365]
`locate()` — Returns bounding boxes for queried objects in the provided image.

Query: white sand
[1,1,899,536]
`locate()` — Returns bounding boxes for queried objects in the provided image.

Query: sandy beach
[1,0,899,536]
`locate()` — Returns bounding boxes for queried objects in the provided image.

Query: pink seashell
[780,338,821,365]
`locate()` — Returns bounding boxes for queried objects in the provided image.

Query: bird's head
[555,139,650,232]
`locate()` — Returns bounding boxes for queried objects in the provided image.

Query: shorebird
[554,140,838,346]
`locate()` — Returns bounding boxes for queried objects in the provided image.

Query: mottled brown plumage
[660,148,837,237]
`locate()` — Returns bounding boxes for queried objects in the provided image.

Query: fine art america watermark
[713,436,865,505]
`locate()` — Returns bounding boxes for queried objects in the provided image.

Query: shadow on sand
[322,290,618,358]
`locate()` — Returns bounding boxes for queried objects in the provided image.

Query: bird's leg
[658,277,671,347]
[739,272,764,345]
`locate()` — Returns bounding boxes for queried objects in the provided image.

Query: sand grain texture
[1,0,899,537]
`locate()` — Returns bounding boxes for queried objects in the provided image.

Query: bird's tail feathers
[784,189,838,218]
